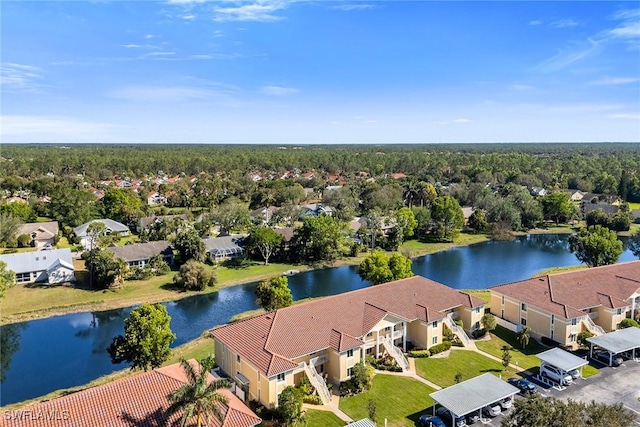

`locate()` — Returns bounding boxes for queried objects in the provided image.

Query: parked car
[592,352,623,367]
[567,368,580,380]
[436,407,467,427]
[507,377,537,395]
[482,404,502,418]
[499,396,513,410]
[417,415,446,427]
[540,363,573,385]
[465,410,480,424]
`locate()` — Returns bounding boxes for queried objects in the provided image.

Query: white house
[0,248,75,284]
[73,219,130,249]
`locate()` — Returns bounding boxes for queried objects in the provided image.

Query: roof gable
[0,248,73,274]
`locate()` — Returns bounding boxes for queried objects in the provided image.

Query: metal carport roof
[429,373,519,417]
[586,327,640,354]
[536,348,589,372]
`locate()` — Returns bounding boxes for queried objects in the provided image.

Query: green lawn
[475,326,547,370]
[305,409,345,427]
[414,349,517,387]
[581,364,599,379]
[339,374,436,427]
[400,233,488,257]
[533,265,588,278]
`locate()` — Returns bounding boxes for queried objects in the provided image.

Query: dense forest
[1,144,639,196]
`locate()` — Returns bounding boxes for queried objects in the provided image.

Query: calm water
[1,235,635,405]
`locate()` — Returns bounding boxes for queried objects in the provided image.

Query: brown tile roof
[490,261,640,319]
[212,276,484,377]
[3,362,261,427]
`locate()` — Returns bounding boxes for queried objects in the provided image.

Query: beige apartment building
[489,261,640,349]
[211,276,485,408]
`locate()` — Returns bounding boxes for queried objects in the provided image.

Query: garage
[536,348,589,388]
[429,373,520,426]
[586,327,640,366]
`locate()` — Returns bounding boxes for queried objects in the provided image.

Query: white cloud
[534,38,601,72]
[0,63,43,92]
[551,19,579,28]
[0,115,121,143]
[610,9,640,21]
[144,51,176,56]
[332,4,375,11]
[607,21,640,39]
[182,14,196,20]
[119,44,159,49]
[259,85,299,96]
[213,1,290,22]
[590,77,639,86]
[144,34,155,39]
[608,113,640,120]
[107,86,224,101]
[213,30,225,38]
[529,20,542,26]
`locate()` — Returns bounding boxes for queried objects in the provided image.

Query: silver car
[540,363,573,385]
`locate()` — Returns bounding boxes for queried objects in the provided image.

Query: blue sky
[1,1,639,143]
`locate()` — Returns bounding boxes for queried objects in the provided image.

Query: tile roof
[3,362,261,427]
[73,219,129,237]
[490,261,640,319]
[107,240,173,262]
[212,276,484,377]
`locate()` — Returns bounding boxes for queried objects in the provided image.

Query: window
[569,334,577,343]
[276,373,285,382]
[501,309,504,319]
[501,295,505,304]
[318,364,324,373]
[571,318,577,326]
[347,368,353,377]
[346,349,353,358]
[616,308,622,316]
[520,318,527,326]
[474,321,480,330]
[521,303,527,312]
[432,320,438,328]
[16,272,30,283]
[366,347,373,355]
[432,336,438,345]
[551,314,555,324]
[475,307,481,314]
[237,355,241,363]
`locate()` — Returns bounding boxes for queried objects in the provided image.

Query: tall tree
[0,213,22,248]
[0,260,17,299]
[101,188,143,225]
[0,203,36,222]
[278,386,305,427]
[255,276,293,311]
[108,303,176,371]
[210,201,250,236]
[85,248,129,289]
[247,226,283,265]
[173,227,206,263]
[431,196,465,242]
[358,250,413,285]
[516,325,531,349]
[165,356,232,427]
[173,260,217,291]
[501,394,636,427]
[49,188,98,227]
[541,192,574,225]
[293,214,349,262]
[569,225,623,267]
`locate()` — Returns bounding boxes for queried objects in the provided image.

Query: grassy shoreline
[0,233,489,325]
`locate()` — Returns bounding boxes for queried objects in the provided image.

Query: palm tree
[165,356,232,427]
[517,326,531,349]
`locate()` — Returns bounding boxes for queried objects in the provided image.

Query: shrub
[429,341,452,355]
[129,266,154,281]
[17,234,32,248]
[443,327,455,342]
[619,318,640,329]
[454,319,464,328]
[408,349,430,358]
[173,260,217,291]
[577,331,594,347]
[302,394,322,405]
[472,328,487,339]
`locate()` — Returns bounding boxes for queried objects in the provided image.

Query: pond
[0,234,635,405]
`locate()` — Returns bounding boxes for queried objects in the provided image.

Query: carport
[537,347,589,379]
[586,327,640,366]
[429,373,519,426]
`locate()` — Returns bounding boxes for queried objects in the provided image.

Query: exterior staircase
[302,362,331,405]
[583,315,605,336]
[443,316,471,347]
[381,335,410,371]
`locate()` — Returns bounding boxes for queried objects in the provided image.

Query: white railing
[583,316,605,336]
[381,335,409,371]
[444,315,471,347]
[301,362,331,405]
[392,329,403,339]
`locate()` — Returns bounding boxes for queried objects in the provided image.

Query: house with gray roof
[203,235,247,263]
[107,240,174,268]
[0,248,75,284]
[73,219,130,249]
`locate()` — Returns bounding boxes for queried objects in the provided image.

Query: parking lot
[458,359,640,427]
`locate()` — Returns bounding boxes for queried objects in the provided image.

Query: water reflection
[1,323,25,383]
